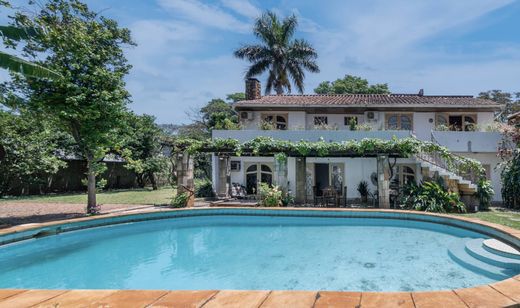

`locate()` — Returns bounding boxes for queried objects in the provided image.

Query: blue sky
[2,0,520,124]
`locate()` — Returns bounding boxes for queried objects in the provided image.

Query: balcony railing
[212,130,413,143]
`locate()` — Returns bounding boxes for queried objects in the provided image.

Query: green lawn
[457,208,520,230]
[0,187,175,205]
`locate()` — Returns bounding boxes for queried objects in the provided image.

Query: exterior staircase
[448,237,520,280]
[415,152,478,193]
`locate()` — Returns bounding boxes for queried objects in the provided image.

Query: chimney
[418,89,424,96]
[245,78,261,100]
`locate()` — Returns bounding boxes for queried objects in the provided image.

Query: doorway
[314,163,345,196]
[314,164,329,196]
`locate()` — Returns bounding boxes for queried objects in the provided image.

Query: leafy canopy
[121,113,167,189]
[0,111,66,196]
[478,90,520,122]
[8,0,134,160]
[234,11,319,94]
[314,75,390,94]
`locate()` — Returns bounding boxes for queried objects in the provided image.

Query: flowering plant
[259,183,283,207]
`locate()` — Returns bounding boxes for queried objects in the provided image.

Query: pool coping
[1,207,520,307]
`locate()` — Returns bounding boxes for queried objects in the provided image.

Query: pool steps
[483,238,520,260]
[448,238,520,280]
[465,239,520,270]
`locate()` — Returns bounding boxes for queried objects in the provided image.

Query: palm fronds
[234,11,319,95]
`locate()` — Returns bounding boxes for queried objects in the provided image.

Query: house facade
[211,78,503,206]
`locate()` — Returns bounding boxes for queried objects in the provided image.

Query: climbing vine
[171,136,485,178]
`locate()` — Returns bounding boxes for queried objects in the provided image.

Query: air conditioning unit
[240,111,254,120]
[366,111,379,121]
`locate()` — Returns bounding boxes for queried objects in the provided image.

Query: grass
[0,187,175,205]
[457,208,520,230]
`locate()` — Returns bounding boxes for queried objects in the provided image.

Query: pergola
[171,137,484,208]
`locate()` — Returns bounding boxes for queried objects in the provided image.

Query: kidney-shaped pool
[1,209,519,292]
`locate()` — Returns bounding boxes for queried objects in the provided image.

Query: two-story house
[211,78,503,206]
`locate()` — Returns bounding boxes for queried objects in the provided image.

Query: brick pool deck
[1,208,520,308]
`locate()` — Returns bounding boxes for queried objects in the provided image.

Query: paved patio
[1,283,520,308]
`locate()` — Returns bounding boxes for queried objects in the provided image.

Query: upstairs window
[314,116,328,126]
[386,113,413,130]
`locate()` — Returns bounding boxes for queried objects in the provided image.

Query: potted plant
[357,181,369,203]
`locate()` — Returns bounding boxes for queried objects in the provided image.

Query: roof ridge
[262,94,476,98]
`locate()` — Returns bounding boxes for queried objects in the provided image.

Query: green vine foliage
[502,149,520,209]
[172,136,485,178]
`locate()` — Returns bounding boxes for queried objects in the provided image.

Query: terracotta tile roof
[234,94,501,109]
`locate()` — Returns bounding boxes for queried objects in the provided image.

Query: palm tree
[0,26,60,78]
[234,11,319,95]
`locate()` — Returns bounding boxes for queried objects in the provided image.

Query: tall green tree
[7,0,134,213]
[0,111,65,196]
[122,113,167,190]
[314,75,390,94]
[478,90,520,122]
[234,11,319,94]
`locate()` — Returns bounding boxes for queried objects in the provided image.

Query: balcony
[431,131,502,153]
[212,130,413,143]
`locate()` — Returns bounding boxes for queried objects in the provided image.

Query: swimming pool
[0,209,519,292]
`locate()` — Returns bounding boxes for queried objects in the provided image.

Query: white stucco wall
[477,112,495,130]
[287,111,306,129]
[456,152,502,202]
[413,112,435,141]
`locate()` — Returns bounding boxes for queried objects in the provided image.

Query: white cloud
[221,0,260,19]
[302,0,517,94]
[158,0,250,32]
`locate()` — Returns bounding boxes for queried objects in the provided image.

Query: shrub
[399,181,466,213]
[259,120,276,130]
[434,124,450,131]
[195,179,215,198]
[475,179,494,210]
[348,118,357,131]
[171,192,189,208]
[501,150,520,209]
[355,123,372,131]
[357,180,369,202]
[258,183,282,207]
[281,192,295,207]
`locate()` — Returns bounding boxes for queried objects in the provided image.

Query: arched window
[386,114,413,130]
[387,115,398,130]
[464,115,476,131]
[246,163,273,194]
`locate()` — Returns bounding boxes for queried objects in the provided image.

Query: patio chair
[312,186,324,207]
[322,186,337,207]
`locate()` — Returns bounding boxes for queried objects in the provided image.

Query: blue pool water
[0,214,518,291]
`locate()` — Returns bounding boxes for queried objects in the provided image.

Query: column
[275,156,288,192]
[217,155,230,198]
[295,157,307,204]
[377,155,391,209]
[176,152,195,207]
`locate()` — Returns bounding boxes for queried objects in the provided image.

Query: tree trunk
[86,159,98,214]
[149,172,158,190]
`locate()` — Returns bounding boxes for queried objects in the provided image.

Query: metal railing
[413,132,480,184]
